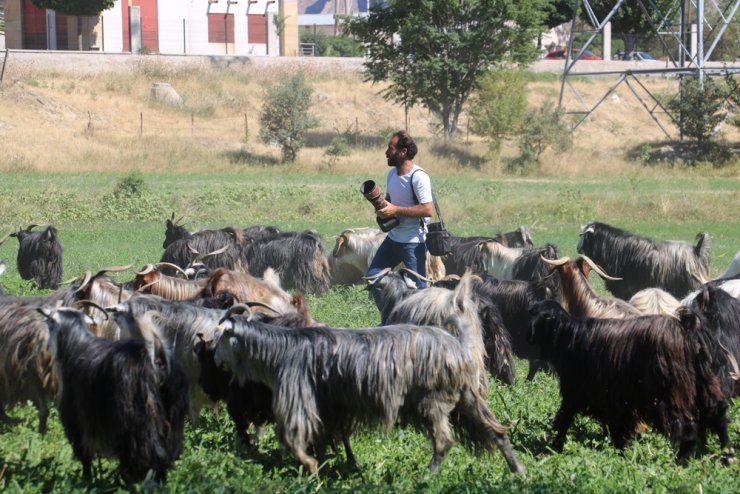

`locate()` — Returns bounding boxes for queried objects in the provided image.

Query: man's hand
[377,203,398,219]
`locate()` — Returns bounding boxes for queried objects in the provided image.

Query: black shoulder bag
[410,169,452,257]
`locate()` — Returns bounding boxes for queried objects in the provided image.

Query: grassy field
[0,58,739,492]
[0,171,739,493]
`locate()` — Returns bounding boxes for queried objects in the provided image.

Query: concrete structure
[2,0,299,56]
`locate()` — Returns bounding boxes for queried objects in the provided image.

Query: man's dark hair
[393,130,418,160]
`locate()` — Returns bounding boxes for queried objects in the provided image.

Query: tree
[32,0,114,50]
[259,73,318,163]
[544,0,573,29]
[583,0,673,56]
[469,68,528,154]
[347,0,546,141]
[32,0,113,16]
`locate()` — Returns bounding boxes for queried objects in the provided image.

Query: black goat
[242,230,332,295]
[577,222,710,300]
[39,307,188,485]
[11,224,63,289]
[529,300,733,465]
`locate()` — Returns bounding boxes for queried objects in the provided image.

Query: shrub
[668,76,726,151]
[324,137,352,168]
[510,101,571,172]
[259,73,318,163]
[469,68,527,154]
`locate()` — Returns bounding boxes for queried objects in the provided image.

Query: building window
[208,13,235,44]
[248,14,267,44]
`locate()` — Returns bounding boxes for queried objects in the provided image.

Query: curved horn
[540,255,570,267]
[580,256,622,281]
[362,266,393,282]
[398,267,433,283]
[153,262,189,277]
[93,263,135,277]
[72,300,110,320]
[187,242,200,256]
[580,224,595,235]
[201,245,230,260]
[136,264,156,275]
[221,303,253,320]
[245,300,283,315]
[73,271,94,294]
[26,223,41,231]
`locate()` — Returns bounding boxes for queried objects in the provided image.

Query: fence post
[244,112,249,142]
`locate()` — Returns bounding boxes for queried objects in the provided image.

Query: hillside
[0,52,738,177]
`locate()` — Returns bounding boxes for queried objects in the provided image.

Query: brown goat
[542,255,642,318]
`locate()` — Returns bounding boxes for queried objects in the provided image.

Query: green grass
[0,171,739,492]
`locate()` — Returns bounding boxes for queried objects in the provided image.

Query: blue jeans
[366,238,427,309]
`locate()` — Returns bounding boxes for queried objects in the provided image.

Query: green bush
[259,73,318,163]
[470,68,528,154]
[324,137,352,168]
[299,32,362,57]
[511,101,572,172]
[668,76,726,151]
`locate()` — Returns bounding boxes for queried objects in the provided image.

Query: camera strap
[409,168,444,229]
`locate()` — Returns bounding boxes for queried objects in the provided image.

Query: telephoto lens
[360,180,400,232]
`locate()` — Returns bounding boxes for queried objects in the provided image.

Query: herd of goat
[0,217,739,487]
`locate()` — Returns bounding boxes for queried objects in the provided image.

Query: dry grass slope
[0,54,738,176]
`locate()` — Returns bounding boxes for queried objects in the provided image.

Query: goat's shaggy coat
[437,275,553,381]
[213,314,525,475]
[545,257,642,319]
[12,225,63,289]
[42,307,188,484]
[690,285,740,397]
[629,288,681,317]
[529,300,733,464]
[439,227,534,277]
[243,230,332,295]
[385,273,515,386]
[0,298,57,433]
[577,222,710,300]
[329,228,445,285]
[161,226,248,274]
[109,296,223,420]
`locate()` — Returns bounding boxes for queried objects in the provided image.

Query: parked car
[544,48,602,60]
[616,51,658,61]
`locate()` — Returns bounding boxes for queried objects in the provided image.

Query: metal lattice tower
[557,0,740,140]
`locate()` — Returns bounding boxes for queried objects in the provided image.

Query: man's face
[386,137,405,167]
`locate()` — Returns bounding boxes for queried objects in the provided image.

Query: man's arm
[377,202,433,219]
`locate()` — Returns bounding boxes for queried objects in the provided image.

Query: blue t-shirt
[386,165,433,243]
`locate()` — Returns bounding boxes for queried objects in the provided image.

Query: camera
[360,180,400,232]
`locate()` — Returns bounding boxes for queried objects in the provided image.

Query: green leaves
[258,73,318,163]
[347,0,547,140]
[31,0,114,16]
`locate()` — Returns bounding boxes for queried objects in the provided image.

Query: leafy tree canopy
[544,0,573,29]
[32,0,114,17]
[347,0,546,141]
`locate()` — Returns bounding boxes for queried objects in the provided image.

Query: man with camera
[365,130,434,300]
